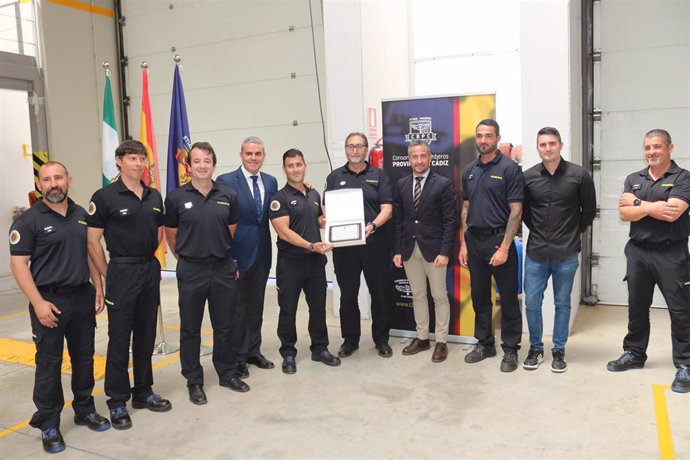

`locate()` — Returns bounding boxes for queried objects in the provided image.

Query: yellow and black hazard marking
[32,151,49,197]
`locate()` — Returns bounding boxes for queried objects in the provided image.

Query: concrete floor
[0,273,688,459]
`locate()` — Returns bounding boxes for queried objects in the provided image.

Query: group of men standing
[8,121,690,455]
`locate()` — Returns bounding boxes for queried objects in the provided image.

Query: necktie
[413,176,422,211]
[251,175,262,222]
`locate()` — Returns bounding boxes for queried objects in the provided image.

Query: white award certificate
[324,189,366,247]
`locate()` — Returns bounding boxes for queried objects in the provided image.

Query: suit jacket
[393,170,458,262]
[216,167,278,272]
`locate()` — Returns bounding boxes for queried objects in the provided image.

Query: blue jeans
[524,253,579,352]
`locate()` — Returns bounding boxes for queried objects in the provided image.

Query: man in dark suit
[216,136,278,376]
[393,141,458,362]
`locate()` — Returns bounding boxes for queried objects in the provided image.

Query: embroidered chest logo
[119,209,129,216]
[184,202,193,209]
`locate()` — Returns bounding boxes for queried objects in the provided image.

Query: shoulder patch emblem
[9,230,20,245]
[270,200,281,211]
[87,201,97,215]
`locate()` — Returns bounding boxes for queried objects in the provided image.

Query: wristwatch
[633,198,641,206]
[367,222,377,232]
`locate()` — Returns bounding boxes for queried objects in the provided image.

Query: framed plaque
[324,189,366,247]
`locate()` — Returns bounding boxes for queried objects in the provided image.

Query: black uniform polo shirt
[86,178,163,257]
[269,184,323,257]
[523,159,596,262]
[624,161,690,243]
[9,199,90,287]
[462,153,524,229]
[324,162,392,223]
[163,181,239,259]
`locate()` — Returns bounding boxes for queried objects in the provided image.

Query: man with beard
[87,140,171,430]
[607,129,690,393]
[393,141,457,363]
[459,119,524,372]
[10,162,110,453]
[165,141,248,404]
[269,149,340,373]
[325,132,394,359]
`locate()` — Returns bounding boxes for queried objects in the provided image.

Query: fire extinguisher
[369,137,383,169]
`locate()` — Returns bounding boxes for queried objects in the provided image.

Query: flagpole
[140,60,178,356]
[171,55,212,357]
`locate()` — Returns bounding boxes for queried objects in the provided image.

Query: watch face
[633,198,641,206]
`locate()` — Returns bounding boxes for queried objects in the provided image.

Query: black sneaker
[606,351,645,372]
[500,350,519,372]
[464,344,497,363]
[523,347,544,370]
[41,427,65,454]
[671,365,690,393]
[551,350,567,373]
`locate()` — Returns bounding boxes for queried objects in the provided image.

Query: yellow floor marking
[0,338,107,379]
[652,384,675,460]
[0,310,28,321]
[0,338,212,439]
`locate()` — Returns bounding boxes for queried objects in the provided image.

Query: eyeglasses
[345,144,367,151]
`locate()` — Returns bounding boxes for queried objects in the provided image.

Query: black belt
[110,256,151,264]
[38,283,89,295]
[630,239,687,250]
[469,227,504,237]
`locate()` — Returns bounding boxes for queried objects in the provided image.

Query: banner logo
[405,117,437,144]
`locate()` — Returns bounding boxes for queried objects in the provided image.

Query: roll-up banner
[382,94,496,342]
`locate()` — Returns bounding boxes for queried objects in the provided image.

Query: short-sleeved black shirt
[324,162,393,223]
[523,159,597,262]
[9,199,90,287]
[462,153,524,229]
[269,184,323,257]
[163,181,239,259]
[86,178,163,257]
[624,161,690,243]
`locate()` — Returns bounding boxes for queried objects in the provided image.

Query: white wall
[520,0,583,333]
[37,0,120,207]
[0,89,34,276]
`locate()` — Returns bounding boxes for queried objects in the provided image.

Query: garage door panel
[601,109,690,160]
[595,209,628,257]
[600,0,690,52]
[600,46,690,112]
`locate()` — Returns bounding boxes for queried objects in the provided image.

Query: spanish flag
[139,65,166,268]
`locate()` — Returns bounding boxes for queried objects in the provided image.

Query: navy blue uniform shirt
[462,153,524,230]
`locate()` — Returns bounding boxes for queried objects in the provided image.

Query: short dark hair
[644,129,672,146]
[476,119,500,136]
[282,148,305,165]
[344,132,368,148]
[115,139,147,158]
[189,141,217,166]
[537,127,562,143]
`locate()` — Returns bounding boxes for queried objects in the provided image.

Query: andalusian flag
[102,70,119,185]
[139,65,166,267]
[166,63,192,191]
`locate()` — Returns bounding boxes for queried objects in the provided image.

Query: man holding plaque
[269,149,340,374]
[393,140,457,363]
[325,132,394,359]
